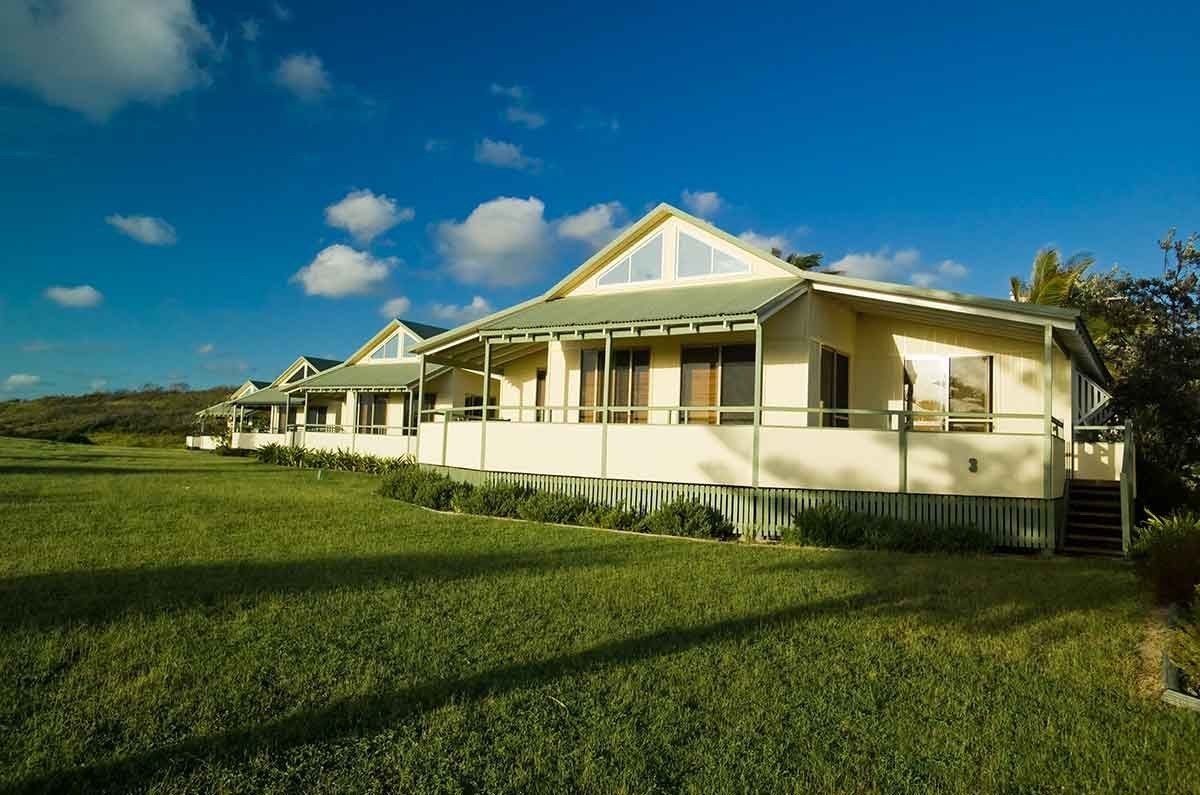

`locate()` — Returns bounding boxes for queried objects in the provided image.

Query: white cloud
[0,0,216,122]
[474,138,541,171]
[681,189,722,218]
[429,296,493,325]
[557,202,626,248]
[505,106,545,129]
[44,285,103,308]
[489,83,527,102]
[89,378,108,392]
[274,53,330,102]
[435,197,553,287]
[105,214,177,245]
[739,230,791,253]
[324,189,413,244]
[272,2,292,21]
[4,373,40,390]
[240,19,260,42]
[291,244,396,297]
[424,138,448,153]
[829,248,970,287]
[196,343,214,355]
[379,296,411,318]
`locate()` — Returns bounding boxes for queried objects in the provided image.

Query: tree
[770,248,824,271]
[1009,248,1095,306]
[1073,230,1200,497]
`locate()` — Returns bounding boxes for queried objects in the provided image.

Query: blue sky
[1,1,1197,397]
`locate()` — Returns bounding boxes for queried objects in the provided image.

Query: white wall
[907,432,1045,498]
[485,423,603,477]
[758,428,900,491]
[606,425,753,485]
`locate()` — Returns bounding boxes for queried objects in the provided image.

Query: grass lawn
[1,437,1195,793]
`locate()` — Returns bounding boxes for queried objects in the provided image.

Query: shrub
[578,502,647,532]
[516,492,593,524]
[1170,589,1200,696]
[643,498,735,539]
[1132,511,1200,604]
[783,504,993,554]
[451,482,535,518]
[378,466,466,510]
[255,444,412,474]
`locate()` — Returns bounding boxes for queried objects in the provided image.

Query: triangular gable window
[596,233,663,286]
[368,331,419,360]
[286,365,313,383]
[677,231,749,278]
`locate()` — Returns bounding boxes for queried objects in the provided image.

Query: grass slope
[0,386,233,446]
[0,438,1195,793]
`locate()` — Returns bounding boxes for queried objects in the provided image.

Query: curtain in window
[579,349,604,422]
[534,369,547,422]
[680,347,719,424]
[608,349,650,424]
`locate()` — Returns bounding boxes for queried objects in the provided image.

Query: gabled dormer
[343,318,450,366]
[269,356,342,387]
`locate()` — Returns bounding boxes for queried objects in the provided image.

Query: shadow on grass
[11,590,888,794]
[0,547,632,632]
[0,465,270,477]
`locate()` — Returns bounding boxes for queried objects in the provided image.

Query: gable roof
[303,356,342,372]
[282,361,425,392]
[399,319,449,340]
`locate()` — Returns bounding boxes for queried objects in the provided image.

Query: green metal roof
[478,278,800,333]
[196,401,235,417]
[284,361,423,391]
[232,387,289,406]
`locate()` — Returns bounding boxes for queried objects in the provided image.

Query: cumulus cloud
[429,296,493,325]
[739,230,791,253]
[324,189,413,244]
[435,197,553,287]
[557,202,626,248]
[44,285,103,308]
[474,138,541,171]
[291,244,396,297]
[505,106,546,129]
[274,53,330,102]
[196,343,214,355]
[829,247,969,287]
[105,213,176,245]
[89,378,108,392]
[681,189,722,218]
[489,83,527,102]
[240,19,260,42]
[0,0,216,121]
[4,373,40,390]
[379,296,412,318]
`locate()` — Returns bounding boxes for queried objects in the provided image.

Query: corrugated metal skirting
[423,465,1064,550]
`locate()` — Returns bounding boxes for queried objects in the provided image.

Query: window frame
[594,233,664,288]
[678,343,757,425]
[903,354,994,432]
[674,229,750,282]
[818,344,851,428]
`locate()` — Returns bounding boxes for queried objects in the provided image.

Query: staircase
[1064,480,1124,557]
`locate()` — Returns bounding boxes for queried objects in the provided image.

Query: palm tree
[1009,248,1095,306]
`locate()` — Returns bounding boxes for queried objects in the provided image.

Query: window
[819,346,850,427]
[609,349,651,424]
[579,349,604,422]
[357,393,389,434]
[421,392,438,422]
[903,356,993,432]
[463,394,483,421]
[306,405,327,427]
[369,331,418,361]
[534,368,547,422]
[596,234,663,286]
[676,231,750,279]
[679,344,756,425]
[286,366,312,383]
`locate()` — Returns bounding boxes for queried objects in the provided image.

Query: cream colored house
[411,204,1133,551]
[227,356,342,450]
[275,318,496,459]
[187,378,273,450]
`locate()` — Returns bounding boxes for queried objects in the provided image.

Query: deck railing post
[601,330,612,478]
[480,340,492,470]
[1042,324,1055,550]
[898,410,909,519]
[750,322,764,540]
[415,355,426,463]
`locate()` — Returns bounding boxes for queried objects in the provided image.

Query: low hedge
[1132,511,1200,604]
[781,503,993,554]
[378,470,726,539]
[256,442,412,475]
[1171,589,1200,696]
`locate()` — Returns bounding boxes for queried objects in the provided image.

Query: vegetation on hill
[0,385,234,446]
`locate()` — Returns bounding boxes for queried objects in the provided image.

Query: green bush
[378,466,466,510]
[516,492,593,524]
[783,504,993,554]
[452,482,535,518]
[1132,511,1200,604]
[643,498,735,539]
[1170,589,1200,696]
[578,502,647,532]
[255,444,412,474]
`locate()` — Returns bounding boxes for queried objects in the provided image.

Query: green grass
[0,437,1195,794]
